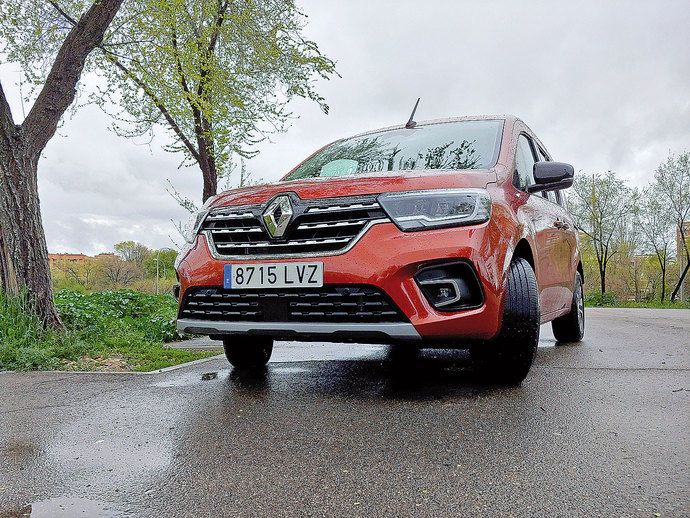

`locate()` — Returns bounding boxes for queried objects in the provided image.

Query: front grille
[202,194,388,258]
[179,285,408,323]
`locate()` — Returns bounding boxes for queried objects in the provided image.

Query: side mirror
[527,162,574,193]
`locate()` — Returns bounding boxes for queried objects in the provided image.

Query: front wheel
[552,272,585,343]
[471,257,540,385]
[223,336,273,370]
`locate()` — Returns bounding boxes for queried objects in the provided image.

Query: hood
[209,169,497,208]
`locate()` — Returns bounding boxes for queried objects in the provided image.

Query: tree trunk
[0,139,62,326]
[0,0,123,328]
[201,158,218,203]
[197,129,217,203]
[599,265,606,295]
[670,260,689,301]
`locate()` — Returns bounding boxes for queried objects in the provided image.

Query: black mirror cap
[527,161,574,193]
[533,161,574,184]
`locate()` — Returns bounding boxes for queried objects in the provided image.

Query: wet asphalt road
[1,308,688,517]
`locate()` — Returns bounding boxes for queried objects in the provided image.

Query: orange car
[175,115,584,384]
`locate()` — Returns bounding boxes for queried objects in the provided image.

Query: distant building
[48,252,118,265]
[47,253,90,265]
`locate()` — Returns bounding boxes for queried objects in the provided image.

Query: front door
[514,134,568,317]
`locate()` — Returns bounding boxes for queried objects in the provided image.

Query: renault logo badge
[263,195,293,238]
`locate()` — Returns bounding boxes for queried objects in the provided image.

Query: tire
[223,336,273,369]
[471,257,540,385]
[552,272,585,343]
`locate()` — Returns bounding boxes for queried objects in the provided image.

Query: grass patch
[0,290,215,372]
[584,291,690,309]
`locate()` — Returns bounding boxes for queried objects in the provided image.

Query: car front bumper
[175,221,507,344]
[176,319,421,342]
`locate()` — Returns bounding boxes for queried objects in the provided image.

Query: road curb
[0,354,226,376]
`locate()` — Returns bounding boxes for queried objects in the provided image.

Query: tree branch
[47,0,79,26]
[197,0,229,98]
[22,0,124,153]
[45,0,201,163]
[0,80,16,140]
[169,26,204,162]
[101,53,201,163]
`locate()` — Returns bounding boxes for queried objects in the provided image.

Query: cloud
[1,0,688,254]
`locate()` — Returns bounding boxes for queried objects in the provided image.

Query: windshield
[283,119,503,181]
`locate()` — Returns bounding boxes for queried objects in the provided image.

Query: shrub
[584,291,619,307]
[54,289,180,342]
[0,289,208,372]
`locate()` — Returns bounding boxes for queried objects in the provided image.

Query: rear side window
[514,134,536,191]
[554,190,566,207]
[536,144,567,205]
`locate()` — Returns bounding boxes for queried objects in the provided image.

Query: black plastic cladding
[414,260,485,312]
[178,284,409,324]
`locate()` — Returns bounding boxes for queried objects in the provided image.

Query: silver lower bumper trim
[176,319,421,342]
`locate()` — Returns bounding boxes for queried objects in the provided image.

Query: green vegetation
[51,242,178,295]
[571,151,689,304]
[0,290,214,372]
[584,291,690,309]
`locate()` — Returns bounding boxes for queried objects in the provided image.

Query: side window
[514,134,536,191]
[537,147,550,162]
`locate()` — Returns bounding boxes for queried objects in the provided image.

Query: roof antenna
[405,97,420,128]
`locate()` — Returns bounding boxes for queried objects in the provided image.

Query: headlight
[378,188,492,232]
[182,209,208,244]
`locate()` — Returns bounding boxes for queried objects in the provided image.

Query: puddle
[5,497,128,517]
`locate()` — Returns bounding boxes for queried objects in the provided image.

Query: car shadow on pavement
[224,346,522,402]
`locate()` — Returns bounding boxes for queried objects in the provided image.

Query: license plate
[224,262,323,289]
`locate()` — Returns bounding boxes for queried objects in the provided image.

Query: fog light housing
[415,261,483,311]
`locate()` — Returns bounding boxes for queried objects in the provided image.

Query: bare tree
[568,171,632,294]
[635,188,675,301]
[653,151,690,301]
[100,256,140,287]
[0,0,123,327]
[56,259,100,290]
[114,241,152,268]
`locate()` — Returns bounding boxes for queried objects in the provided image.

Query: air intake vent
[179,285,408,323]
[201,194,388,258]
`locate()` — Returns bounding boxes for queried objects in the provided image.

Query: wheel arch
[512,238,535,272]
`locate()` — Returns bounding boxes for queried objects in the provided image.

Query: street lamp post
[154,247,176,295]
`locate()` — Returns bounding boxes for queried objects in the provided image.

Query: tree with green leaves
[0,0,124,328]
[568,171,633,295]
[144,248,177,279]
[19,0,337,203]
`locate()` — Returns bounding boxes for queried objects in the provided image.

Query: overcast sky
[1,0,689,255]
